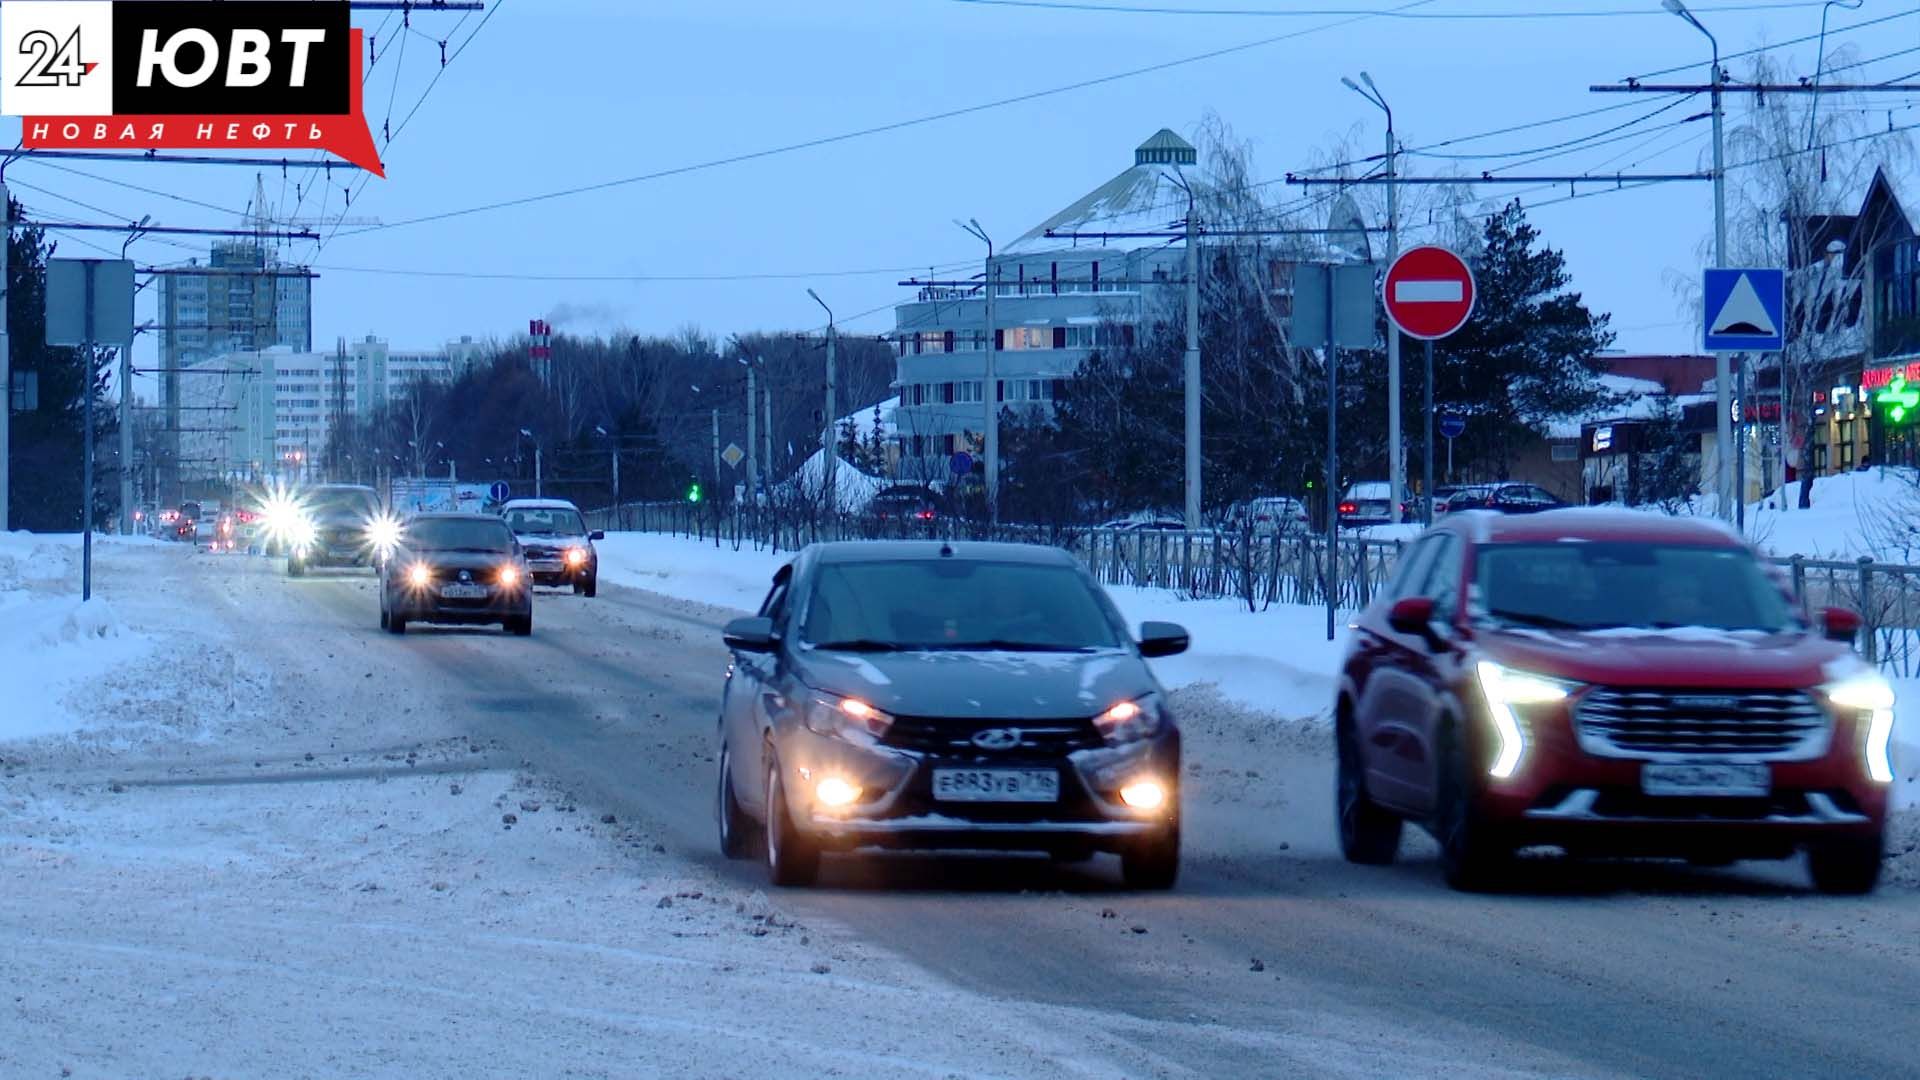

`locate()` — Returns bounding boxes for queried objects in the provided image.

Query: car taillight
[916,510,935,520]
[1338,502,1357,515]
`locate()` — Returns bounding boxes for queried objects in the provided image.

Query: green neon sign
[1876,375,1919,424]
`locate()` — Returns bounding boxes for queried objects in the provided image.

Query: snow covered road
[4,539,1920,1078]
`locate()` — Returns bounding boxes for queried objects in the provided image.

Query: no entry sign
[1383,245,1476,340]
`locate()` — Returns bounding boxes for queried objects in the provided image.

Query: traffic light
[686,481,703,504]
[1876,375,1919,424]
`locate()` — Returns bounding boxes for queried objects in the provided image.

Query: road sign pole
[82,263,95,602]
[1423,339,1435,526]
[1447,434,1455,483]
[1735,354,1746,529]
[1325,267,1338,644]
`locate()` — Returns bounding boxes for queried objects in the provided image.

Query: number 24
[17,28,87,88]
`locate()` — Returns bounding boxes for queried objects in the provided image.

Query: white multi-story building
[183,335,474,480]
[889,129,1195,480]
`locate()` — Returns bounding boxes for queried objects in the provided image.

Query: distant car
[379,513,533,636]
[287,484,385,576]
[1442,483,1566,515]
[1336,509,1892,894]
[1233,496,1309,534]
[1339,482,1394,527]
[1098,515,1188,532]
[716,541,1189,889]
[866,485,948,524]
[501,498,603,596]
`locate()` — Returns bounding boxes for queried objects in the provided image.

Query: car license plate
[439,583,488,600]
[531,560,563,572]
[1641,761,1771,798]
[932,769,1059,803]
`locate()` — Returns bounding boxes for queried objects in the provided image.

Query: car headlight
[565,546,588,567]
[803,693,893,745]
[1823,668,1897,784]
[1475,661,1576,780]
[499,565,521,588]
[365,513,403,558]
[407,563,433,589]
[1094,693,1166,745]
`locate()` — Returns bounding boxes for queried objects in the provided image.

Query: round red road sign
[1383,245,1476,340]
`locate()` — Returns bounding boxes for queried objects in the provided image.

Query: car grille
[880,715,1105,758]
[524,545,557,559]
[1573,687,1829,760]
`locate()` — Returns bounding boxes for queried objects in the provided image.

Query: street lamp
[1807,0,1863,157]
[807,288,837,513]
[1662,0,1733,519]
[955,217,998,521]
[1343,72,1403,521]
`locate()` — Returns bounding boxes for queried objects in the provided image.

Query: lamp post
[807,289,836,516]
[956,218,998,521]
[1343,72,1401,520]
[1663,0,1732,519]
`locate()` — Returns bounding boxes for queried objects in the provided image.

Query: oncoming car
[1336,509,1893,894]
[501,498,603,596]
[714,541,1189,889]
[378,513,533,636]
[285,485,387,576]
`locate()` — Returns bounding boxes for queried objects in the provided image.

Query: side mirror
[1138,620,1190,658]
[1821,607,1862,644]
[723,615,778,653]
[1388,596,1436,636]
[588,530,605,541]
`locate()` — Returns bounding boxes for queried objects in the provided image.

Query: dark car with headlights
[1336,509,1892,893]
[715,541,1189,889]
[501,498,603,596]
[378,513,533,636]
[288,484,384,576]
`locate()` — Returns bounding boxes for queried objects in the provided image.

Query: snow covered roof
[838,396,898,442]
[1541,375,1708,439]
[1005,129,1201,255]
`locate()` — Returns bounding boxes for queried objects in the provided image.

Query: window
[942,382,955,404]
[1423,535,1464,622]
[1386,536,1440,601]
[1052,327,1067,349]
[1550,442,1578,462]
[918,331,948,354]
[944,434,957,455]
[758,572,791,628]
[1003,327,1051,350]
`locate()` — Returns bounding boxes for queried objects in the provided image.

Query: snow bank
[1742,468,1920,562]
[594,532,1343,719]
[0,534,156,744]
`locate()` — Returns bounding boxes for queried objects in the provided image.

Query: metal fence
[588,501,1920,676]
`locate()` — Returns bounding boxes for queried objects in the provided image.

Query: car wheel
[378,600,389,631]
[1807,832,1883,895]
[716,742,754,859]
[572,578,585,595]
[1120,824,1180,890]
[582,573,597,599]
[1436,723,1510,892]
[506,614,533,637]
[1337,718,1403,865]
[287,556,305,578]
[387,612,407,635]
[764,756,819,887]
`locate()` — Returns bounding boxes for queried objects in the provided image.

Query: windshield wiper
[810,639,910,652]
[1486,610,1590,631]
[938,639,1099,653]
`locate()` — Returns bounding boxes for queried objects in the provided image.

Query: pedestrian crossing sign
[1702,268,1786,352]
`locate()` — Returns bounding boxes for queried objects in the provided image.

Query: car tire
[387,612,407,635]
[572,579,585,596]
[764,756,820,887]
[1120,825,1180,890]
[1807,832,1883,895]
[379,602,390,631]
[287,556,305,578]
[581,573,597,599]
[1337,717,1403,865]
[506,614,533,637]
[1436,723,1510,892]
[716,742,754,859]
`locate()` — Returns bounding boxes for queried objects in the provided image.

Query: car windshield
[1474,541,1795,633]
[505,507,586,535]
[406,518,514,552]
[310,489,379,519]
[801,560,1121,651]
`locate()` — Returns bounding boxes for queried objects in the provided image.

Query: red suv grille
[1573,687,1828,760]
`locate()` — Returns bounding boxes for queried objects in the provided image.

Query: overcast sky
[6,0,1918,384]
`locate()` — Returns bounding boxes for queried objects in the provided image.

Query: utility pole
[535,446,542,498]
[807,289,836,513]
[711,408,722,496]
[1323,265,1338,643]
[82,265,95,602]
[1183,195,1203,531]
[956,219,999,521]
[0,179,10,533]
[1344,72,1400,521]
[119,336,133,534]
[1662,0,1732,519]
[611,448,621,515]
[761,355,773,487]
[743,358,758,499]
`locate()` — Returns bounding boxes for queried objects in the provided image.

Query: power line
[329,0,1435,239]
[941,0,1826,17]
[306,257,982,282]
[1624,7,1920,82]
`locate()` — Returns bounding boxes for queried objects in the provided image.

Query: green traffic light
[686,483,703,503]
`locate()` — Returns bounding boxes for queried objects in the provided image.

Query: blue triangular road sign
[1703,268,1786,351]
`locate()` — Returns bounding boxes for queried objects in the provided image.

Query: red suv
[1336,509,1894,893]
